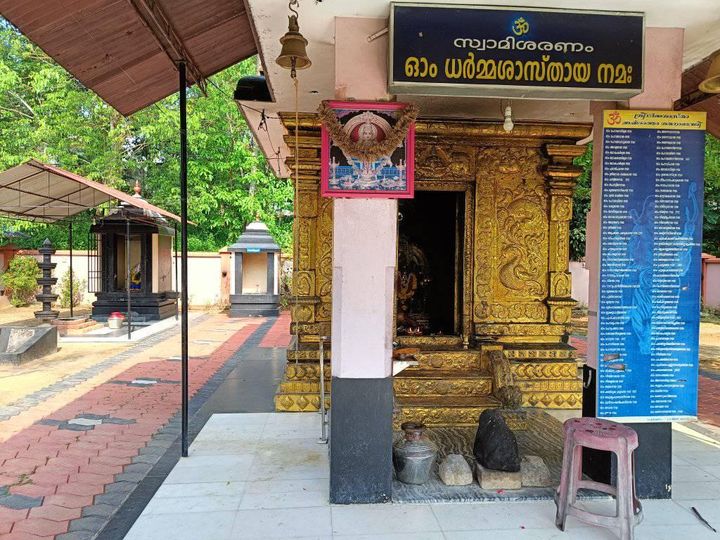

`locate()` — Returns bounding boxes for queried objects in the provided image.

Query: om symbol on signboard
[512,17,529,36]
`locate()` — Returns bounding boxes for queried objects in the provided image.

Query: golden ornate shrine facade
[275,112,591,426]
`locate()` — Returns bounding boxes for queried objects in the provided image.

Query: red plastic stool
[555,417,643,540]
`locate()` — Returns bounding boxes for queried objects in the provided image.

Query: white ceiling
[242,0,720,176]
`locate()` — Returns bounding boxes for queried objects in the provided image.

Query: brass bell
[275,14,311,75]
[699,54,720,93]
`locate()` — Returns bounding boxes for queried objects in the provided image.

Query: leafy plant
[55,269,84,308]
[570,143,592,261]
[0,255,40,306]
[0,20,293,253]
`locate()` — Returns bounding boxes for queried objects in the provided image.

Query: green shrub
[56,270,85,308]
[1,256,40,307]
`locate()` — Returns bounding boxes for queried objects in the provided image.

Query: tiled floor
[124,413,720,540]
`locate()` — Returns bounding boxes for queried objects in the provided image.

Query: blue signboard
[389,3,644,99]
[598,110,706,422]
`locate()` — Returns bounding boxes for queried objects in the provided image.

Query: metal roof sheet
[0,0,258,115]
[0,159,181,223]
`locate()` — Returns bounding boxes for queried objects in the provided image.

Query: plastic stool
[555,417,643,540]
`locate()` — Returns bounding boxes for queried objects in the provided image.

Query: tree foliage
[570,143,592,261]
[0,255,39,306]
[0,20,292,252]
[703,134,720,255]
[570,135,720,259]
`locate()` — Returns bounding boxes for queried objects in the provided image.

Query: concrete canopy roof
[0,0,258,116]
[0,160,181,223]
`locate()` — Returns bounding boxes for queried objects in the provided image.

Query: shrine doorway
[396,191,464,337]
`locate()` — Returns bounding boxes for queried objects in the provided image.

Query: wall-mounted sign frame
[597,110,705,423]
[389,3,644,100]
[320,101,415,199]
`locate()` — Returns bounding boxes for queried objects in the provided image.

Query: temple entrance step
[393,395,514,429]
[393,369,493,398]
[405,349,482,372]
[274,391,330,412]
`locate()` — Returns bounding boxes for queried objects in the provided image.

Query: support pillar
[329,198,396,504]
[585,27,684,499]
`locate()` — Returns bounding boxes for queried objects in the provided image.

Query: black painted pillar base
[582,366,672,499]
[330,377,393,504]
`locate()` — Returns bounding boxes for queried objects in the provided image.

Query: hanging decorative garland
[318,101,419,163]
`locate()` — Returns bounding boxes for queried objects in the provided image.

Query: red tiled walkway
[0,319,263,539]
[699,375,720,427]
[259,311,291,348]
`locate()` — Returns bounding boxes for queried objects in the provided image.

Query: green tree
[570,143,592,261]
[703,134,720,255]
[0,19,292,252]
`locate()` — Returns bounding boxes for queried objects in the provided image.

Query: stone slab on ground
[438,454,473,486]
[521,455,552,487]
[476,463,522,490]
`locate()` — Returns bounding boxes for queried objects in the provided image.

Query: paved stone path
[258,311,291,348]
[0,316,267,540]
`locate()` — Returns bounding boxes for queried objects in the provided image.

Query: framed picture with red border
[320,101,415,198]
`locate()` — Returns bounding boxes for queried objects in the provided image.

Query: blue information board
[598,110,705,422]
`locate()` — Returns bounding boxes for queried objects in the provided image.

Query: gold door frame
[398,181,475,347]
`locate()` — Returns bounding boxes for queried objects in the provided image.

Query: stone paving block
[42,494,93,509]
[56,483,105,498]
[0,493,44,509]
[68,515,107,533]
[29,504,82,521]
[102,482,136,494]
[92,492,128,507]
[13,516,70,536]
[56,531,95,540]
[114,472,145,484]
[81,503,115,518]
[130,454,160,465]
[475,463,522,490]
[9,483,57,498]
[121,463,152,475]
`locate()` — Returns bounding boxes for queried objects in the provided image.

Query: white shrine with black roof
[228,221,281,317]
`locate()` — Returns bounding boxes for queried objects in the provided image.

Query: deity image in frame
[320,101,415,198]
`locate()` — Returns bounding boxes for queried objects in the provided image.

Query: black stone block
[473,409,521,472]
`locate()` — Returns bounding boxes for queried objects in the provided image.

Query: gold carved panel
[474,146,549,323]
[315,195,333,322]
[416,144,475,180]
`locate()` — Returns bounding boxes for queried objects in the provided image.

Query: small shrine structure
[89,181,178,321]
[227,220,281,317]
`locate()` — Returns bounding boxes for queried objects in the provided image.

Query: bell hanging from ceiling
[275,1,311,78]
[699,54,720,93]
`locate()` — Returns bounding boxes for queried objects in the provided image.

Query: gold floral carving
[550,272,572,298]
[522,392,581,408]
[316,196,333,299]
[284,362,331,381]
[511,362,577,379]
[551,196,573,222]
[393,378,492,396]
[292,304,315,323]
[294,271,315,297]
[394,407,528,429]
[516,379,582,392]
[416,144,474,180]
[474,146,549,324]
[297,191,318,218]
[551,306,572,324]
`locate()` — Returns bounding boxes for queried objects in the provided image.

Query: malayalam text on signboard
[389,3,644,99]
[598,110,705,423]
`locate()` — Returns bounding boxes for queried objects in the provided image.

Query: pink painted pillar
[329,17,396,504]
[584,27,684,499]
